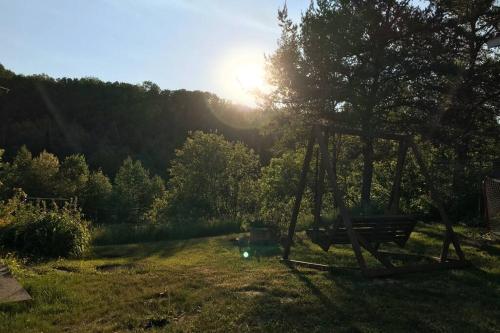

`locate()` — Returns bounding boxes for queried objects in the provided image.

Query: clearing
[0,224,499,332]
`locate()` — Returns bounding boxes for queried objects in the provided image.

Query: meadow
[1,223,499,333]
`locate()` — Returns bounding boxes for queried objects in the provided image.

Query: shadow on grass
[417,227,500,257]
[91,237,203,260]
[271,258,499,332]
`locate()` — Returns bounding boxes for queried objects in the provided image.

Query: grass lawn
[1,223,499,332]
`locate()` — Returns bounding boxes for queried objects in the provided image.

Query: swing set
[282,124,469,278]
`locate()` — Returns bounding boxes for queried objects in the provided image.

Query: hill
[0,64,270,176]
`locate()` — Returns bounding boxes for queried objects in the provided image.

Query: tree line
[0,132,307,232]
[0,0,499,235]
[0,64,271,177]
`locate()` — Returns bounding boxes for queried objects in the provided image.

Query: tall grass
[92,219,242,245]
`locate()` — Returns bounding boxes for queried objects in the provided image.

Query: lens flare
[216,47,272,108]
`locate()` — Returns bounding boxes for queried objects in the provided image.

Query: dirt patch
[95,263,136,272]
[144,318,169,329]
[280,297,296,304]
[53,265,79,273]
[237,290,265,297]
[235,284,267,298]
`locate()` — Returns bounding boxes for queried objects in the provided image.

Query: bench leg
[355,233,394,269]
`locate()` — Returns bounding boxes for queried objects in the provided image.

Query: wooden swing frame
[282,124,469,278]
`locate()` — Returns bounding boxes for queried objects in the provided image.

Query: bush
[81,170,113,223]
[164,131,259,223]
[113,157,166,224]
[0,203,91,258]
[258,149,313,232]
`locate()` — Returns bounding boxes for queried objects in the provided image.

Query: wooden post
[315,126,367,270]
[410,141,465,261]
[483,177,491,231]
[313,145,325,229]
[388,138,408,214]
[283,128,316,260]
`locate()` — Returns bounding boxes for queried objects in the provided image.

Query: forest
[1,0,500,331]
[0,0,499,259]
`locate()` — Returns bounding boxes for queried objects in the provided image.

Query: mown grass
[0,223,499,332]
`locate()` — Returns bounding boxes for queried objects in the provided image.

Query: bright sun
[217,48,271,108]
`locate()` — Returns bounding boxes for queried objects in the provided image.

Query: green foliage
[113,157,165,223]
[0,189,27,227]
[81,170,112,223]
[0,0,498,232]
[0,200,91,258]
[267,0,499,223]
[164,131,259,224]
[0,149,5,194]
[258,149,313,231]
[29,151,60,197]
[0,67,266,176]
[57,154,90,198]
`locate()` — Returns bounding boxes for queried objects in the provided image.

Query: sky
[0,0,308,106]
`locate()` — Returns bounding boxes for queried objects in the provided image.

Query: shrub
[258,149,313,232]
[165,131,259,223]
[81,170,113,223]
[113,158,165,223]
[0,203,91,258]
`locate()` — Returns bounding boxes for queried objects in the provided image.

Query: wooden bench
[307,215,417,251]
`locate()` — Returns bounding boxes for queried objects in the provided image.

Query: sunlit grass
[0,223,499,332]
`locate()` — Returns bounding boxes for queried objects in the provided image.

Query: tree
[258,149,314,231]
[30,150,60,197]
[57,154,90,198]
[0,149,5,195]
[7,147,60,198]
[408,0,500,217]
[113,157,165,223]
[82,170,112,223]
[166,131,259,222]
[8,146,33,193]
[0,63,267,177]
[268,1,425,210]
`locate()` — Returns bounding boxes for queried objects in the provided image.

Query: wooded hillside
[0,64,268,176]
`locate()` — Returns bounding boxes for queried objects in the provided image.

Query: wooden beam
[355,231,394,268]
[387,139,408,214]
[281,259,357,272]
[281,259,331,271]
[313,145,325,228]
[440,235,451,261]
[410,141,465,261]
[315,126,367,270]
[283,128,316,260]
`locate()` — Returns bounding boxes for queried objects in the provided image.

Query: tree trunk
[361,136,374,211]
[453,148,466,194]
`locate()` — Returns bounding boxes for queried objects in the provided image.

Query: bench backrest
[330,215,417,246]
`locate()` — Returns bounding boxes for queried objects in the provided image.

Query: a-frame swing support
[282,125,469,278]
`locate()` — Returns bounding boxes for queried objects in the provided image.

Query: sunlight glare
[217,48,271,108]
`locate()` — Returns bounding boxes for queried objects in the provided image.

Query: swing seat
[307,215,417,251]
